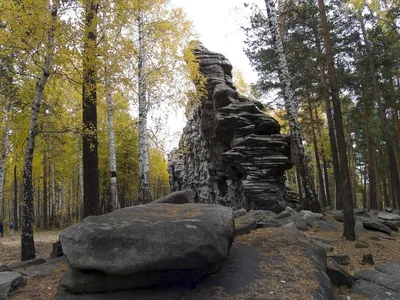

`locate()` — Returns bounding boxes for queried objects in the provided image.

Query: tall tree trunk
[43,153,48,230]
[21,2,58,260]
[14,165,18,231]
[317,0,355,240]
[307,100,327,208]
[265,0,320,212]
[78,146,84,219]
[0,104,11,224]
[82,0,100,217]
[362,157,367,208]
[363,102,378,209]
[138,9,152,204]
[314,27,342,210]
[51,163,55,228]
[360,16,400,209]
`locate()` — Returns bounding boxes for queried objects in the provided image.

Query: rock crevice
[168,43,293,212]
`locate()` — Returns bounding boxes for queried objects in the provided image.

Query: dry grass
[10,261,67,300]
[0,231,60,265]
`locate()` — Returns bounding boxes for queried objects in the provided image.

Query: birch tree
[264,0,320,212]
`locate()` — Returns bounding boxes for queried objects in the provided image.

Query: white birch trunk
[138,9,152,204]
[21,1,59,261]
[0,104,11,223]
[78,146,84,219]
[103,5,120,210]
[265,0,320,212]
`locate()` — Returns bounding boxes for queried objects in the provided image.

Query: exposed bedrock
[168,43,293,213]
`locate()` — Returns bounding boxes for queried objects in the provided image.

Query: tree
[264,0,320,212]
[82,0,101,217]
[317,0,355,240]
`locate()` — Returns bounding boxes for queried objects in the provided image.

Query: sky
[159,0,261,152]
[171,0,258,83]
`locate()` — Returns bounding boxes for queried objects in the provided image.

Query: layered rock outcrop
[168,43,293,212]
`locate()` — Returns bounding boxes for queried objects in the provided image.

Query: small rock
[327,258,354,287]
[302,211,323,227]
[10,258,46,270]
[367,209,380,216]
[274,211,292,220]
[0,272,26,299]
[294,219,308,231]
[315,220,340,232]
[51,240,63,258]
[256,219,282,228]
[393,209,400,215]
[151,189,194,204]
[361,253,374,265]
[328,255,350,265]
[378,211,400,221]
[357,216,392,234]
[355,242,369,249]
[355,220,366,234]
[353,208,366,215]
[233,208,247,218]
[385,207,394,213]
[322,206,331,213]
[0,264,11,273]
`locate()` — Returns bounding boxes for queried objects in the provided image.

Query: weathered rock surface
[378,211,400,221]
[56,228,334,300]
[151,189,194,204]
[61,203,233,275]
[51,240,64,258]
[326,258,354,287]
[10,258,46,270]
[376,263,400,278]
[0,265,11,273]
[350,279,400,300]
[21,256,66,278]
[328,255,350,265]
[60,203,234,292]
[355,269,400,292]
[168,43,293,213]
[0,272,26,300]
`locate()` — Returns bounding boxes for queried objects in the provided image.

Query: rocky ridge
[168,43,294,212]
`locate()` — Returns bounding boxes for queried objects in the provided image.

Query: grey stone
[368,209,380,215]
[233,208,247,218]
[350,279,400,300]
[302,211,323,226]
[0,272,26,300]
[378,211,400,221]
[316,220,340,232]
[381,220,400,231]
[51,240,63,258]
[151,189,194,204]
[393,209,400,215]
[256,219,282,228]
[354,208,366,215]
[326,258,354,287]
[274,211,292,220]
[21,256,66,278]
[294,218,309,231]
[0,265,11,273]
[57,227,334,300]
[357,216,392,234]
[355,220,366,234]
[328,255,350,265]
[355,269,400,293]
[10,257,46,270]
[60,203,234,276]
[376,264,400,278]
[385,207,394,213]
[355,242,369,249]
[167,44,293,213]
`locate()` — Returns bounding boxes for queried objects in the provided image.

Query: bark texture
[82,0,100,217]
[317,0,355,240]
[21,2,59,261]
[265,0,320,212]
[0,104,11,223]
[137,9,152,204]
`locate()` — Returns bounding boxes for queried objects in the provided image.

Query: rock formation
[168,43,293,213]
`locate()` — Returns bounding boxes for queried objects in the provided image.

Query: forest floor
[1,226,400,299]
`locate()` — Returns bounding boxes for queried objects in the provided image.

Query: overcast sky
[171,0,259,83]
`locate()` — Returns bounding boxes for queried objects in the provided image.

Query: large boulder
[60,203,234,292]
[151,189,194,204]
[0,272,26,300]
[357,216,392,234]
[355,269,400,293]
[350,279,400,300]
